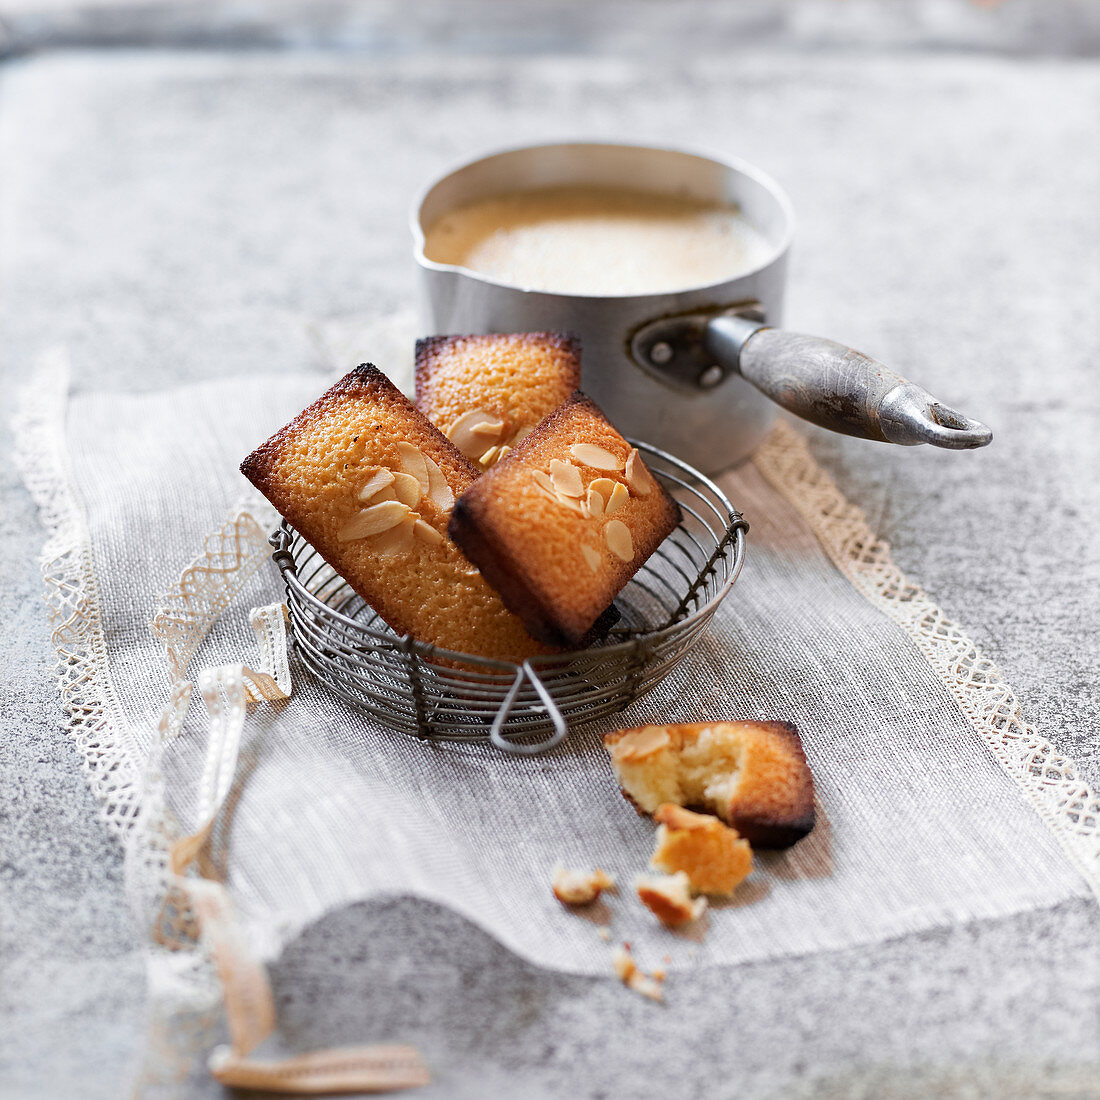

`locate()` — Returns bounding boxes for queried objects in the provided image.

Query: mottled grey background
[1,2,1098,1097]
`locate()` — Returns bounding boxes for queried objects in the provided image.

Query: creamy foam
[423,185,774,296]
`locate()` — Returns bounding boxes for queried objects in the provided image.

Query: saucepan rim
[409,139,797,301]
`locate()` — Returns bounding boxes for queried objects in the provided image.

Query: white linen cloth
[15,351,1095,979]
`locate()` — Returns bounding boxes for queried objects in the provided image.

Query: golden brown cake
[448,393,681,647]
[650,804,753,896]
[240,364,551,663]
[603,721,816,849]
[634,871,707,927]
[415,332,581,469]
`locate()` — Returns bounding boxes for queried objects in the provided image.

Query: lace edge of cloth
[12,347,144,838]
[753,420,1100,904]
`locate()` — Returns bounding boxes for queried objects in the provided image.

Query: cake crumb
[611,944,664,1003]
[596,925,611,942]
[651,803,753,896]
[552,864,615,906]
[635,871,708,927]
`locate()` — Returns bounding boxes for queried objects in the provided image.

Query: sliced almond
[357,468,395,503]
[413,518,443,546]
[532,469,585,512]
[478,445,500,469]
[570,443,623,471]
[588,477,617,504]
[532,469,556,495]
[509,425,535,446]
[604,482,630,515]
[447,409,506,460]
[549,459,583,498]
[495,445,512,462]
[423,453,455,511]
[626,448,655,497]
[605,519,634,562]
[390,471,422,507]
[338,501,412,542]
[612,724,671,763]
[556,494,587,516]
[371,513,417,556]
[371,484,397,503]
[581,545,603,572]
[396,442,429,490]
[586,487,605,518]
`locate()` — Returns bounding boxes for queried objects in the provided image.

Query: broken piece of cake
[604,721,816,849]
[611,944,664,1003]
[240,364,551,663]
[448,393,681,647]
[650,803,753,896]
[634,871,707,928]
[415,332,581,470]
[551,865,615,907]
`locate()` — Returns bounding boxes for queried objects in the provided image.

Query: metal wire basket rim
[271,438,746,675]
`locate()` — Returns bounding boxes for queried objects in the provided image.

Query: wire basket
[269,440,747,755]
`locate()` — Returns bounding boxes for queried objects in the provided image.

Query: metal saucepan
[411,141,992,473]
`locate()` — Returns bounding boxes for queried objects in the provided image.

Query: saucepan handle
[705,315,993,449]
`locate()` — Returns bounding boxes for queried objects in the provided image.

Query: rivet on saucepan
[649,341,673,365]
[699,365,724,388]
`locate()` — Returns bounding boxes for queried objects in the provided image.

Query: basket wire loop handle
[269,526,296,574]
[666,511,748,627]
[401,633,432,739]
[490,661,569,755]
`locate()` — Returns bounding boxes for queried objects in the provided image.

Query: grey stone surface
[3,0,1100,58]
[267,895,1100,1100]
[1,3,1098,1097]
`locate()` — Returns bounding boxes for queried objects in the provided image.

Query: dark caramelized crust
[603,720,816,850]
[415,332,581,468]
[448,393,681,646]
[716,721,816,848]
[240,364,552,663]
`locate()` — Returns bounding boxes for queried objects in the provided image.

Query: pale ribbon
[160,597,430,1092]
